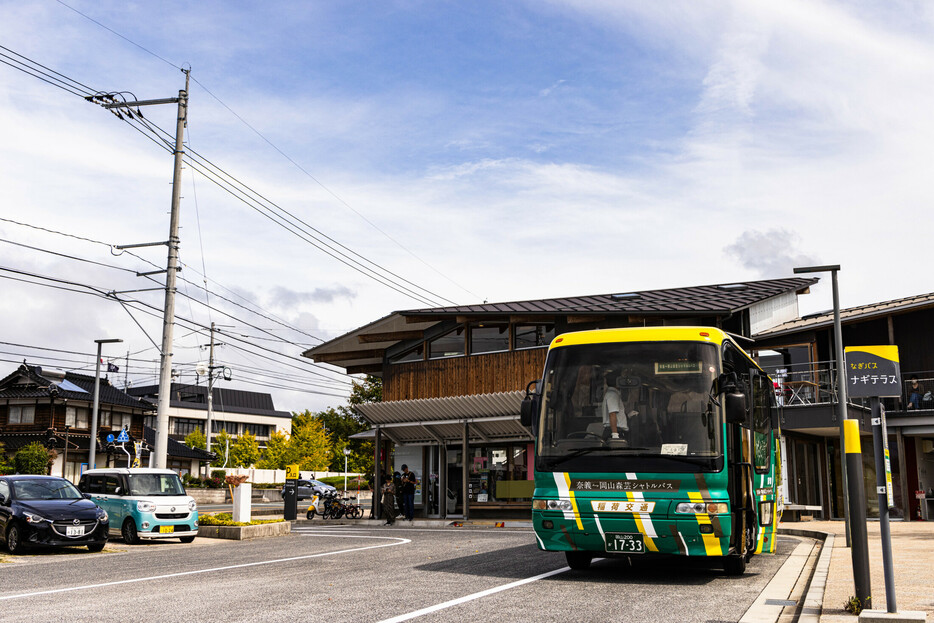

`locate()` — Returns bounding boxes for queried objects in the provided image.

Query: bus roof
[548,326,733,350]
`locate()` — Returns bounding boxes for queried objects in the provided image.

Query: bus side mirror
[520,379,540,430]
[725,392,746,424]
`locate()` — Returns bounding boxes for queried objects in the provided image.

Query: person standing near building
[381,476,396,526]
[401,464,417,521]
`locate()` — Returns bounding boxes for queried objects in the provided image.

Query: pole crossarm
[100,97,180,108]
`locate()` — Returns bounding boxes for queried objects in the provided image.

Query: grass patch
[199,512,285,527]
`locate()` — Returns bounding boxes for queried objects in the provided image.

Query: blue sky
[1,1,932,412]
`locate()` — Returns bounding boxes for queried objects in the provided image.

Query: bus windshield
[536,341,722,473]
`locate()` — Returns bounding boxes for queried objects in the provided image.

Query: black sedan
[0,475,109,554]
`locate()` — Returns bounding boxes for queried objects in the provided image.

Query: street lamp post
[793,265,850,543]
[343,447,352,493]
[89,338,122,471]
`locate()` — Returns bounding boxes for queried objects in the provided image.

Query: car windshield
[13,479,83,500]
[126,473,186,496]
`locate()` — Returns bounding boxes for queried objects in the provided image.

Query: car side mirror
[725,392,747,424]
[83,493,92,500]
[0,494,7,505]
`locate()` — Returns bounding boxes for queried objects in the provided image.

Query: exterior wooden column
[462,421,469,521]
[373,426,382,520]
[439,444,447,519]
[896,428,910,521]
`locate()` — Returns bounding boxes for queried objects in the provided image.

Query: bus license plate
[605,533,644,554]
[159,525,174,534]
[66,526,85,537]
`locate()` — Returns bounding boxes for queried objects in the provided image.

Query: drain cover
[765,599,797,606]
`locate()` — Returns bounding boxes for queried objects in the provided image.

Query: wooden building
[305,277,817,519]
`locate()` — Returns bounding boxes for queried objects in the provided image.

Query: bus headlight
[532,500,573,511]
[675,502,726,514]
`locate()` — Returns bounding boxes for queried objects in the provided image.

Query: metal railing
[763,363,934,413]
[764,361,838,407]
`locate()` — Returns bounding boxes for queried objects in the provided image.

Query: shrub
[186,476,203,488]
[13,442,54,475]
[199,512,284,527]
[319,475,370,491]
[204,476,224,489]
[211,469,226,480]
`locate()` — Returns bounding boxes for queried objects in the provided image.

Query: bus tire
[723,554,746,575]
[565,551,593,570]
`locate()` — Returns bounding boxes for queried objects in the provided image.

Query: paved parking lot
[0,525,797,623]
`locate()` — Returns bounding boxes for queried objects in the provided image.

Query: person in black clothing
[401,464,417,521]
[392,471,404,518]
[381,477,396,525]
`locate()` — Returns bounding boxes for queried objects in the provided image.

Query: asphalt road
[0,524,797,623]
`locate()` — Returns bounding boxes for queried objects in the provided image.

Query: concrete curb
[197,521,291,540]
[777,527,835,623]
[293,518,534,529]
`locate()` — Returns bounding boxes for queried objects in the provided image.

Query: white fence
[210,467,365,483]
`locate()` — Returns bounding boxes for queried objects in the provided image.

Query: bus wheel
[723,554,746,576]
[565,551,593,570]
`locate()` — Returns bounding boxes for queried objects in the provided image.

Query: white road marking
[375,566,571,623]
[0,534,410,602]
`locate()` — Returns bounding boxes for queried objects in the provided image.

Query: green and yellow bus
[520,327,781,574]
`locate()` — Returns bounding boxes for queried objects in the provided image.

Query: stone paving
[784,520,933,621]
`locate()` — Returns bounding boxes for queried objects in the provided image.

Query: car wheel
[6,524,25,554]
[87,542,105,553]
[178,536,196,544]
[122,519,140,545]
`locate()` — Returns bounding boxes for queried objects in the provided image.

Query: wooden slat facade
[385,348,547,401]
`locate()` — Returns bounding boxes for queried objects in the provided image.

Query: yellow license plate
[159,525,174,534]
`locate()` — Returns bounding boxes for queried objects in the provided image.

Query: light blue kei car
[78,468,198,544]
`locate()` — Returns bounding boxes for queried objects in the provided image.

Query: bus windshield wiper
[546,446,608,466]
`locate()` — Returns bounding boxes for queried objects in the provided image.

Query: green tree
[13,442,55,474]
[229,431,260,468]
[256,430,290,470]
[0,442,12,474]
[288,411,330,471]
[184,428,206,450]
[211,429,233,467]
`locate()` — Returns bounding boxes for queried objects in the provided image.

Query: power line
[50,1,479,300]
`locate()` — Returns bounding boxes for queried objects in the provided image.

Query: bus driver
[601,370,637,442]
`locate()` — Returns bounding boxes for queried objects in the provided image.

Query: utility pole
[205,322,216,477]
[154,69,190,468]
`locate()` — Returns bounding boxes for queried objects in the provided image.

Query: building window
[514,324,555,350]
[8,405,36,425]
[391,343,424,364]
[429,327,465,359]
[469,324,509,355]
[112,412,132,431]
[167,459,190,477]
[212,421,235,434]
[143,415,155,429]
[172,418,203,436]
[242,423,269,438]
[65,406,89,429]
[100,410,112,427]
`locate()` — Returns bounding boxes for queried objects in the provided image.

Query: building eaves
[754,291,934,340]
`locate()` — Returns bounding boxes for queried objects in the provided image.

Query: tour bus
[520,327,781,574]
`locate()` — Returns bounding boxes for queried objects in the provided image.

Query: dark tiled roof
[404,278,817,317]
[0,365,155,411]
[127,383,291,419]
[143,427,214,461]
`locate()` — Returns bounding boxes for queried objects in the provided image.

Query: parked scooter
[306,490,341,520]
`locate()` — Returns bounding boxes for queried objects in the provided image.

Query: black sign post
[845,346,901,614]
